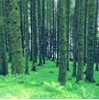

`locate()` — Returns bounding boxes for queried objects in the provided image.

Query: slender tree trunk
[30,0,37,70]
[41,0,45,64]
[95,0,99,71]
[24,0,29,74]
[58,0,67,85]
[94,0,98,65]
[49,1,52,59]
[0,0,8,75]
[38,0,43,66]
[52,0,55,61]
[4,0,12,62]
[84,0,88,65]
[66,0,70,71]
[19,1,24,57]
[86,0,96,82]
[46,0,50,59]
[56,0,59,67]
[72,0,79,77]
[76,0,85,83]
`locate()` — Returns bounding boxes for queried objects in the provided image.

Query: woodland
[0,0,99,99]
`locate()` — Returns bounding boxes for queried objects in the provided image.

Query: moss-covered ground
[0,60,99,99]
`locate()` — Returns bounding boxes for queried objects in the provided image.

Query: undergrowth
[0,60,99,99]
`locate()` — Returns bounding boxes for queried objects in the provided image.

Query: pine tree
[19,1,24,57]
[24,0,29,74]
[30,0,37,70]
[56,0,59,67]
[9,0,25,74]
[66,0,70,71]
[52,0,55,61]
[0,0,8,75]
[58,0,67,85]
[84,0,88,65]
[38,0,43,66]
[46,0,50,59]
[72,0,79,77]
[76,0,85,83]
[54,4,57,59]
[41,0,45,64]
[49,0,52,59]
[4,0,12,62]
[94,0,98,70]
[86,0,96,82]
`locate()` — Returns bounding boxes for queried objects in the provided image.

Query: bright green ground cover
[0,60,99,99]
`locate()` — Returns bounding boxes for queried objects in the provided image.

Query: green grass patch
[0,60,99,99]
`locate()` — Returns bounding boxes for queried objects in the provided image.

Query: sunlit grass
[0,60,99,99]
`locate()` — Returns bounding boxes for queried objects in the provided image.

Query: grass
[0,60,99,99]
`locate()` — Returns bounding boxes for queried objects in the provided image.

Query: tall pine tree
[0,0,8,75]
[72,0,79,77]
[76,0,85,83]
[86,0,96,82]
[58,0,67,85]
[9,0,25,74]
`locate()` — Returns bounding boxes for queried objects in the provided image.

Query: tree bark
[58,0,67,85]
[86,0,96,82]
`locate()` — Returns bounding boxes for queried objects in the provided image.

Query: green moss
[58,0,67,85]
[9,1,25,74]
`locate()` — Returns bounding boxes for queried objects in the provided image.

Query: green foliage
[43,82,64,93]
[66,82,73,91]
[0,60,99,99]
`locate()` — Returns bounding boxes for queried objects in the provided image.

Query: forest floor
[0,60,99,99]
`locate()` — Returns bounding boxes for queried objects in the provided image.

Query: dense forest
[0,0,99,99]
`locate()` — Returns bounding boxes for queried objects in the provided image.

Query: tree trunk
[86,0,96,82]
[30,0,37,70]
[76,0,85,83]
[72,0,79,77]
[19,1,24,57]
[38,0,43,66]
[58,0,67,85]
[24,0,29,74]
[41,0,45,64]
[84,0,88,65]
[0,0,8,75]
[9,0,25,74]
[66,0,70,71]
